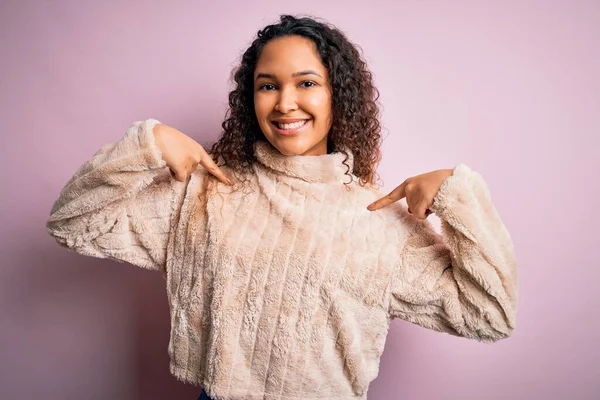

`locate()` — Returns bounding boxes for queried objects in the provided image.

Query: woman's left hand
[367,168,454,219]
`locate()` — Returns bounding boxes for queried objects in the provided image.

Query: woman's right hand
[153,124,233,185]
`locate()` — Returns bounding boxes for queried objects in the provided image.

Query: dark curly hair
[210,14,382,186]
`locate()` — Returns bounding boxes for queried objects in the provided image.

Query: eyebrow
[255,70,323,81]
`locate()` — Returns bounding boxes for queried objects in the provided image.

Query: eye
[259,84,276,91]
[300,81,317,88]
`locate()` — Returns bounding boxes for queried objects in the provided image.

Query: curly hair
[210,14,382,186]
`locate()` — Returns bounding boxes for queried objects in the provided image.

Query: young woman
[47,15,518,400]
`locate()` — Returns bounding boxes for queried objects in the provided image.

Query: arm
[387,164,518,343]
[46,119,189,273]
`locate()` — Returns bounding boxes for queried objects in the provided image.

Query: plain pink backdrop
[1,1,598,399]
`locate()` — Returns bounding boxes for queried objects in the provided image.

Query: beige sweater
[46,119,518,400]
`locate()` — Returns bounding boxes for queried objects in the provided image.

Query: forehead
[255,36,327,76]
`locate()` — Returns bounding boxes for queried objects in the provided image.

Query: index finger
[367,181,407,211]
[197,146,233,185]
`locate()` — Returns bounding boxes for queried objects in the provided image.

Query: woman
[46,15,518,400]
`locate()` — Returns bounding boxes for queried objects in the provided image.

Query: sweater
[46,119,518,400]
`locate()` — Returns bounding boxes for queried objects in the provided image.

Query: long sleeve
[46,119,189,273]
[387,164,518,343]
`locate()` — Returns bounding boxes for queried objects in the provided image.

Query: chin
[262,126,328,156]
[265,137,310,156]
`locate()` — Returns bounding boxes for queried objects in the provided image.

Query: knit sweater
[46,119,518,400]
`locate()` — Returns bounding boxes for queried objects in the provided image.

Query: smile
[271,119,311,135]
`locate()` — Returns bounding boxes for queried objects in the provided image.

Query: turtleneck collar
[253,141,355,184]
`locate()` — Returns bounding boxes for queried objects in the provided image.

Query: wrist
[152,123,165,138]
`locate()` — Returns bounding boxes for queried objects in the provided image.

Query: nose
[274,87,298,114]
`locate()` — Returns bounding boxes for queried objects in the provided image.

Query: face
[254,35,332,156]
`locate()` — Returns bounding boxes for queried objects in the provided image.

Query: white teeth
[276,120,308,130]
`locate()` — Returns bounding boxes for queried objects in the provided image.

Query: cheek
[254,95,270,120]
[304,91,332,118]
[305,92,332,128]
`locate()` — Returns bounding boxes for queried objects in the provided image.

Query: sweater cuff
[131,118,167,169]
[429,164,477,219]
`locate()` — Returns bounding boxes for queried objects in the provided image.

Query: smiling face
[254,35,333,156]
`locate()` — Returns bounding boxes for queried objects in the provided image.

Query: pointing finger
[197,147,233,185]
[367,181,407,211]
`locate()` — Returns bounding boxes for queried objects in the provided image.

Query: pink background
[1,1,598,399]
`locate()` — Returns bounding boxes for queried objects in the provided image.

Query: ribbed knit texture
[47,119,518,400]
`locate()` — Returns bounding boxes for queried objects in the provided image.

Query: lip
[272,118,310,123]
[270,119,311,136]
